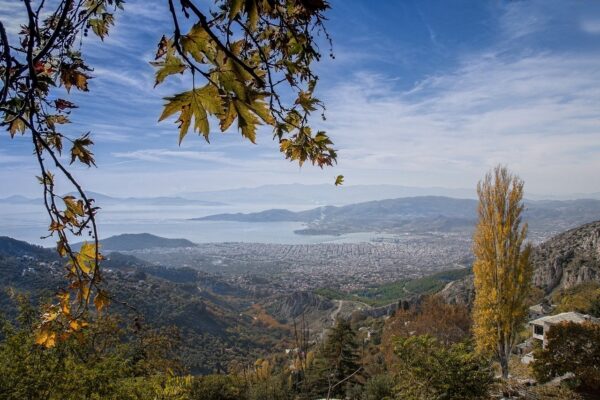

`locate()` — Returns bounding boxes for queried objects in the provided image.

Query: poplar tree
[472,165,532,379]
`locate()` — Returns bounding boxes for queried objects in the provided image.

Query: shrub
[532,321,600,392]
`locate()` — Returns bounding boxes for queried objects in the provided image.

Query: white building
[529,312,599,348]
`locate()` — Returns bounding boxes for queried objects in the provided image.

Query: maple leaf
[94,290,110,314]
[150,38,186,86]
[70,133,96,166]
[159,85,223,143]
[60,64,91,93]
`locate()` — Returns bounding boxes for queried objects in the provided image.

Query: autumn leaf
[88,13,115,40]
[57,290,71,315]
[159,85,223,143]
[55,99,78,110]
[60,64,91,93]
[8,117,26,137]
[63,196,85,217]
[94,290,110,313]
[233,100,260,143]
[35,327,57,348]
[70,134,96,166]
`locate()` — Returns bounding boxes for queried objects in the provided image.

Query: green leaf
[233,100,259,143]
[151,48,186,87]
[159,85,223,143]
[335,175,344,186]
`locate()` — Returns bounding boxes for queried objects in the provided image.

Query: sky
[1,0,600,197]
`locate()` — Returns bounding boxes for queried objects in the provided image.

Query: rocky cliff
[439,221,600,304]
[532,220,600,293]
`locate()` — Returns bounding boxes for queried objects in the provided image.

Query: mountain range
[0,191,225,207]
[193,196,600,237]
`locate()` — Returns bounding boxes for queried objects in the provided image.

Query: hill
[0,236,286,374]
[0,236,57,260]
[78,233,197,252]
[439,220,600,305]
[532,220,600,293]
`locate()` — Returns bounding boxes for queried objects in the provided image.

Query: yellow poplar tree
[472,165,533,379]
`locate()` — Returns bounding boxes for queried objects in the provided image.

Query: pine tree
[307,319,362,398]
[472,165,533,379]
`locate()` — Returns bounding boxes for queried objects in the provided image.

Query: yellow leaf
[57,291,70,315]
[233,100,259,143]
[8,118,26,137]
[94,290,110,313]
[35,328,57,348]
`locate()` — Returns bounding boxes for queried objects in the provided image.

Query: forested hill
[75,233,197,252]
[0,236,284,374]
[194,196,600,237]
[0,236,57,260]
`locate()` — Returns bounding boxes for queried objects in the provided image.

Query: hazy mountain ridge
[0,191,225,207]
[193,196,600,238]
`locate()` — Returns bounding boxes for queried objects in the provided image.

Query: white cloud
[319,52,600,194]
[581,19,600,34]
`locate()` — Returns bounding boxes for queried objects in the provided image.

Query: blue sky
[1,0,600,197]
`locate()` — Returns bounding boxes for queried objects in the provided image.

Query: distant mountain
[184,184,477,206]
[76,233,197,252]
[184,183,600,206]
[0,195,39,205]
[0,192,225,207]
[194,196,600,237]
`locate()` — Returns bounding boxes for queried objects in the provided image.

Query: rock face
[264,291,335,322]
[438,275,475,306]
[438,221,600,305]
[532,220,600,293]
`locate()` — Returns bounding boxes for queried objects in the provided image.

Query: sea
[0,202,380,247]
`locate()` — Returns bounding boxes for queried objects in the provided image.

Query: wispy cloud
[581,19,600,34]
[321,51,600,193]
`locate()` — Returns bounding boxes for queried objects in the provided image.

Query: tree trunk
[499,352,509,379]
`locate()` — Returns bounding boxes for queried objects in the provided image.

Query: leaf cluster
[155,0,338,168]
[0,1,125,345]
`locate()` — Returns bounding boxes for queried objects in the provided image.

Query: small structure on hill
[521,311,600,364]
[529,312,599,348]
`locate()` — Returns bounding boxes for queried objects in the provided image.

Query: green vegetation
[532,321,600,392]
[392,335,494,400]
[553,282,600,316]
[316,267,471,306]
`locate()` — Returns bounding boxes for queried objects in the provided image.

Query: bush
[392,335,494,400]
[362,374,394,400]
[532,321,600,392]
[190,374,246,400]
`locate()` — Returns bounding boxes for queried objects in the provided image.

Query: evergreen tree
[307,319,362,398]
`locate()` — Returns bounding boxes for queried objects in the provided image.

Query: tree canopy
[472,165,532,379]
[0,0,338,343]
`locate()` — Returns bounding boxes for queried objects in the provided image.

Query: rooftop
[530,312,599,326]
